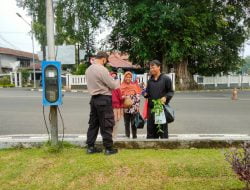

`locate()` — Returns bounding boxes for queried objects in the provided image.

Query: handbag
[142,99,148,120]
[123,97,133,108]
[164,104,175,123]
[135,112,145,129]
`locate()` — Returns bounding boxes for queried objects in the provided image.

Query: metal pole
[241,44,245,90]
[46,0,55,60]
[46,0,58,146]
[78,43,80,65]
[31,21,36,88]
[16,13,36,88]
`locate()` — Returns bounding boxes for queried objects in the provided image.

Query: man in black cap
[85,51,119,155]
[144,60,174,139]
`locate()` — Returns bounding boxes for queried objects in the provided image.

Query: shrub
[21,69,30,85]
[225,143,250,189]
[74,63,88,75]
[0,76,11,86]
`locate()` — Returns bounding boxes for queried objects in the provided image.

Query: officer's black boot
[86,146,103,154]
[104,147,118,155]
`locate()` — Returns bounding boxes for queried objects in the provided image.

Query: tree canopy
[17,0,47,59]
[17,0,250,83]
[17,0,106,61]
[106,0,250,77]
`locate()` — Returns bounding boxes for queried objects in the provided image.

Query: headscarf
[120,71,141,96]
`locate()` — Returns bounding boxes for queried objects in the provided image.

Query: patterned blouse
[124,94,140,114]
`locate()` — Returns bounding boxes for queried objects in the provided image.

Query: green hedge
[0,84,15,88]
[0,76,11,86]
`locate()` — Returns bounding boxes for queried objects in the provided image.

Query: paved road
[0,88,250,135]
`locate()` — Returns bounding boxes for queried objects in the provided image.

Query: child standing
[111,72,123,139]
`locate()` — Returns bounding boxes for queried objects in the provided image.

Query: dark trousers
[124,113,137,138]
[86,95,114,148]
[147,108,168,139]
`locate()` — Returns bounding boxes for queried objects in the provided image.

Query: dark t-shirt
[145,74,174,108]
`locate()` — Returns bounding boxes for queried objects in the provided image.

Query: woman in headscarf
[120,71,141,138]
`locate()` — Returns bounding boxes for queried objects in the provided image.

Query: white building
[0,47,40,74]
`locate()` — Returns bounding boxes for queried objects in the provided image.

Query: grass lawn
[0,147,245,190]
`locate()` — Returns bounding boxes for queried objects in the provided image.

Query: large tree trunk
[175,59,197,90]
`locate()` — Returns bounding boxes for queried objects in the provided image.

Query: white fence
[194,74,250,88]
[66,73,176,90]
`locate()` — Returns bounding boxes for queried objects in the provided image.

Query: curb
[3,88,250,93]
[29,88,88,93]
[0,86,15,89]
[19,88,250,93]
[1,134,250,149]
[28,88,250,94]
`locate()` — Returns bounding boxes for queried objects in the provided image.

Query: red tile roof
[108,52,133,68]
[30,63,41,70]
[0,47,39,60]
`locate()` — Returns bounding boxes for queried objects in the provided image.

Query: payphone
[42,61,62,106]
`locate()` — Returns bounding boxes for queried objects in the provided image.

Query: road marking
[1,134,249,140]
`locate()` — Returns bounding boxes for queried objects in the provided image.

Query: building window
[17,58,30,68]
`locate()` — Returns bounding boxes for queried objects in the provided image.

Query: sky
[0,0,250,57]
[0,0,40,53]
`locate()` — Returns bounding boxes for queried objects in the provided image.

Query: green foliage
[105,64,113,72]
[42,141,73,153]
[225,143,250,189]
[17,0,47,59]
[0,84,15,88]
[55,0,103,57]
[21,69,30,85]
[151,99,164,115]
[74,63,88,75]
[18,0,101,60]
[0,148,245,189]
[151,99,164,134]
[107,0,250,75]
[0,76,11,86]
[17,0,250,76]
[242,56,250,75]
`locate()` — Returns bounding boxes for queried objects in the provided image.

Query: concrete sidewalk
[1,134,250,149]
[29,88,250,93]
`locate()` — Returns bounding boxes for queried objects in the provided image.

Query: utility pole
[31,17,36,89]
[46,0,58,146]
[16,12,36,88]
[241,44,245,90]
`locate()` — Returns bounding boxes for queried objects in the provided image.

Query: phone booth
[42,61,62,106]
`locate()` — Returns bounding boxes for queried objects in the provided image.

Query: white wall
[0,54,17,68]
[194,74,250,88]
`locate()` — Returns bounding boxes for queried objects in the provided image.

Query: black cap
[149,60,162,66]
[95,51,109,59]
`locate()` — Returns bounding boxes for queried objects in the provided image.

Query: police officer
[85,51,119,155]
